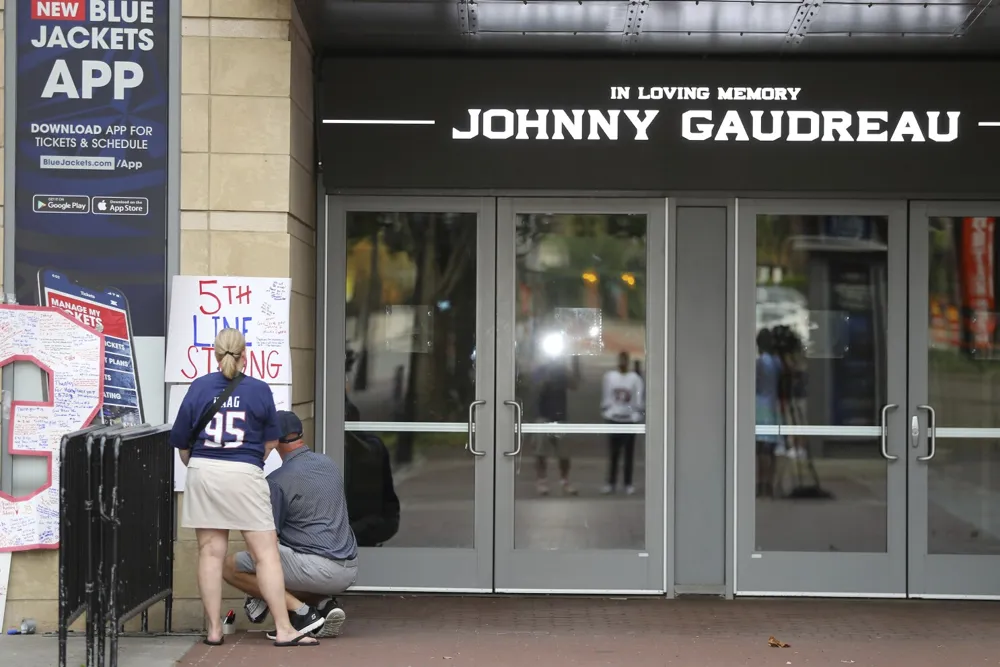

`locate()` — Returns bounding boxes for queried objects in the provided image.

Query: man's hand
[264,439,279,457]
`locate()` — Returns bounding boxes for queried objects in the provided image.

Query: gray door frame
[493,197,667,594]
[669,198,737,598]
[735,198,909,597]
[324,195,497,592]
[908,201,1000,600]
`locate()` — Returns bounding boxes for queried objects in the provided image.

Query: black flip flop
[203,638,225,646]
[273,631,320,647]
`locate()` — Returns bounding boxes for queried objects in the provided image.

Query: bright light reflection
[541,332,565,357]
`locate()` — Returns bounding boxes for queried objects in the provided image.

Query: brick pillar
[180,0,317,440]
[170,0,318,630]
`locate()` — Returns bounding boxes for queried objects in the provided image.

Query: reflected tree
[348,212,648,465]
[516,213,647,324]
[347,212,477,464]
[513,213,647,399]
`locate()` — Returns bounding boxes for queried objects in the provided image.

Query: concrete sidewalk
[177,595,1000,667]
[0,633,197,667]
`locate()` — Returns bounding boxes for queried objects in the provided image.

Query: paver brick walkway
[177,595,1000,667]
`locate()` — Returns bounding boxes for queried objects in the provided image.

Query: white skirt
[182,457,275,532]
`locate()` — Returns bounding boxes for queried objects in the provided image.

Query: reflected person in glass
[344,350,402,545]
[345,394,401,546]
[533,348,581,496]
[755,328,784,498]
[601,351,645,495]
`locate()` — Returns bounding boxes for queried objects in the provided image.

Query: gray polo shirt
[266,447,358,561]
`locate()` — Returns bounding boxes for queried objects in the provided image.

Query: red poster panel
[961,217,996,352]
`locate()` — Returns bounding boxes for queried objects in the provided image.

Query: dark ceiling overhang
[296,0,1000,57]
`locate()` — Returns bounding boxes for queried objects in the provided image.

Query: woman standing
[170,328,321,647]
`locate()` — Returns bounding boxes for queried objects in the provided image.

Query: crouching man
[224,411,359,638]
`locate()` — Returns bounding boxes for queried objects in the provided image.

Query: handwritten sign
[168,384,290,492]
[0,306,103,552]
[164,276,292,384]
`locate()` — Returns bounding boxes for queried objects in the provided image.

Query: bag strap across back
[190,373,245,447]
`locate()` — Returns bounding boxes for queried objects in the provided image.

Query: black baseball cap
[277,410,304,443]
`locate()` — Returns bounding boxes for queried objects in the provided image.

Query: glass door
[493,198,666,593]
[736,200,909,596]
[334,197,497,592]
[908,202,1000,599]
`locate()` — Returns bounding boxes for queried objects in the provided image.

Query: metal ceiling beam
[954,0,995,36]
[623,0,649,50]
[784,0,825,49]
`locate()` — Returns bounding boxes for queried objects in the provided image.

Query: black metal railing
[58,423,175,667]
[58,424,111,667]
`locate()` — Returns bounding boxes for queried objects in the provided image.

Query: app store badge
[91,196,149,216]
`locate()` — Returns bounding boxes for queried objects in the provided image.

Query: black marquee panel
[319,58,1000,194]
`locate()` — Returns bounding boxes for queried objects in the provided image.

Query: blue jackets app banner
[14,0,170,336]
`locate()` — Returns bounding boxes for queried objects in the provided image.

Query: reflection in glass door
[334,198,497,592]
[737,200,909,596]
[494,199,665,593]
[909,203,1000,598]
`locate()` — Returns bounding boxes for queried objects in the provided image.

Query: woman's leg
[243,530,318,644]
[195,528,229,643]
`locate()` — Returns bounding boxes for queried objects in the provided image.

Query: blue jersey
[169,372,280,468]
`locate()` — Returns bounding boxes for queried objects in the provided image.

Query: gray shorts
[533,432,565,458]
[235,544,358,596]
[533,419,566,458]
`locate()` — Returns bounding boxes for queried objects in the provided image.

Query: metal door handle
[880,403,898,461]
[917,404,936,462]
[502,400,522,457]
[466,400,486,457]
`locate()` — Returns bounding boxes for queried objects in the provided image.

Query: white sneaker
[537,480,550,496]
[316,606,346,638]
[600,484,614,494]
[625,485,636,496]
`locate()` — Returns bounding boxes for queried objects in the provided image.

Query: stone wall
[3,0,318,631]
[0,0,5,296]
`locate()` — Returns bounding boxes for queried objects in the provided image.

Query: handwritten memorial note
[0,307,103,552]
[164,276,292,384]
[165,277,294,491]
